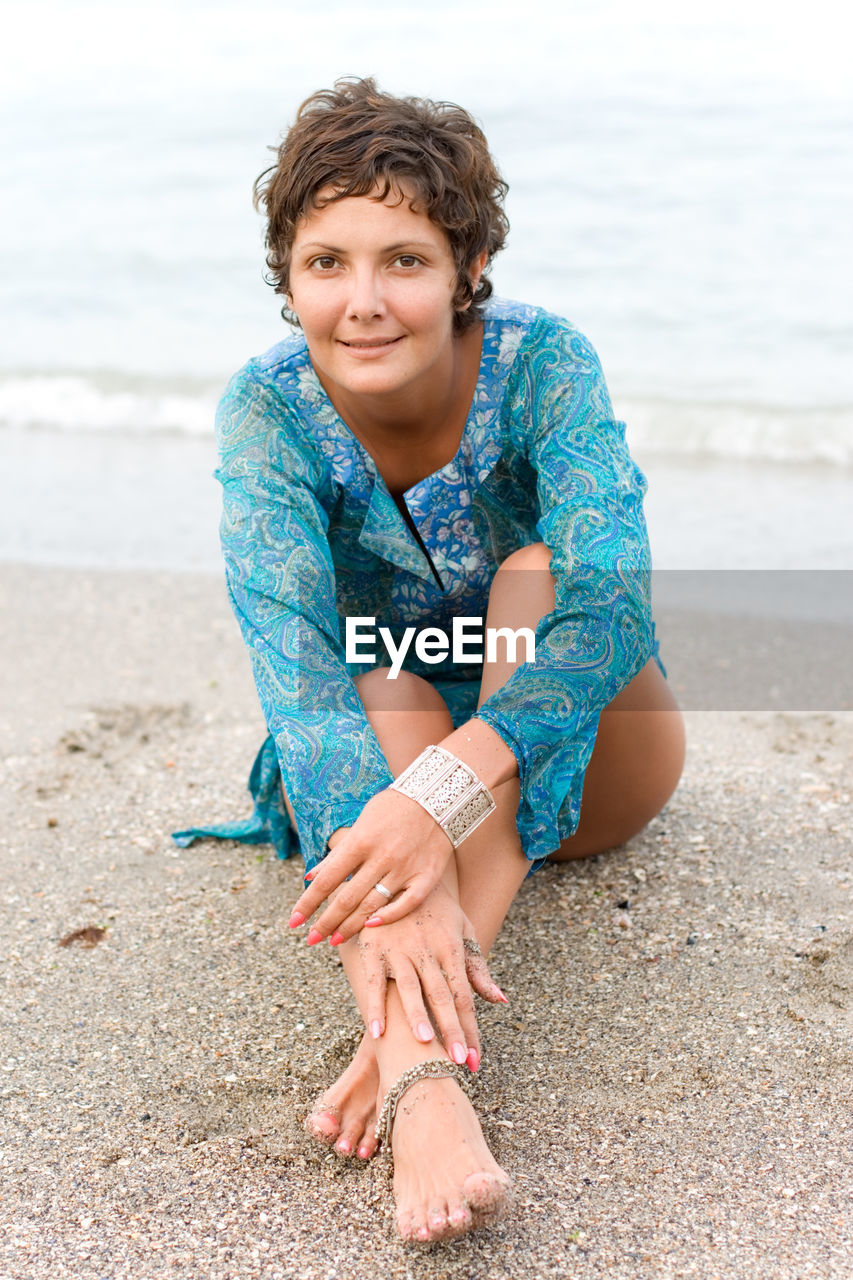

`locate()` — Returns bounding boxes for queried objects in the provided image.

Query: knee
[354,666,449,715]
[496,542,552,574]
[486,542,555,625]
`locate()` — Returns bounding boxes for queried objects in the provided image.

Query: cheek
[404,282,457,335]
[290,287,339,336]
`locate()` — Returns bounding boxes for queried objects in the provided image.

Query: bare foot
[304,1032,381,1159]
[389,1074,511,1243]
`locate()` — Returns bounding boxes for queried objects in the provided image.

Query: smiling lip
[338,336,403,356]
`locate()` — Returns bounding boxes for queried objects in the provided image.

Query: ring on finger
[374,881,393,901]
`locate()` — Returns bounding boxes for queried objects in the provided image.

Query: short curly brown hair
[253,77,509,332]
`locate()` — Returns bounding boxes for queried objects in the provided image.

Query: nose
[347,265,385,321]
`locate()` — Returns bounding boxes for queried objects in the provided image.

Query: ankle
[378,1046,453,1095]
[376,1059,466,1147]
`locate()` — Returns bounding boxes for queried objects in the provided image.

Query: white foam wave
[624,399,853,468]
[2,373,852,468]
[0,373,219,437]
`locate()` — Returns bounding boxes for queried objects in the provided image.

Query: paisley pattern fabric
[172,298,659,873]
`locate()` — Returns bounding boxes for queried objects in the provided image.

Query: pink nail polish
[329,931,345,947]
[466,1047,480,1072]
[493,986,509,1003]
[306,928,323,946]
[363,915,383,927]
[357,1145,371,1159]
[416,1021,434,1043]
[288,910,305,929]
[369,1020,383,1039]
[336,1138,351,1154]
[451,1042,467,1065]
[304,869,316,882]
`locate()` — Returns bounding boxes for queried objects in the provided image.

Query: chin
[336,366,411,396]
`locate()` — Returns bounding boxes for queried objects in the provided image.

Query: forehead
[293,184,450,249]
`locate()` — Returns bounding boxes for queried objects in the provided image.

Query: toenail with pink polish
[451,1041,467,1064]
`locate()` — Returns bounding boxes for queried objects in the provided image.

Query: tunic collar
[296,303,515,579]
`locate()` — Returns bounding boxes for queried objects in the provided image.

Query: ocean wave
[0,373,220,437]
[2,372,852,467]
[623,398,853,468]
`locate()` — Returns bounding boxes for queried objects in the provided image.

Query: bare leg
[306,671,526,1196]
[331,671,524,1239]
[476,542,685,861]
[301,543,684,1239]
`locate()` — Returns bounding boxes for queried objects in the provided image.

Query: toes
[396,1203,456,1244]
[304,1106,340,1144]
[446,1197,472,1236]
[356,1131,380,1160]
[462,1170,512,1224]
[333,1121,362,1158]
[336,1111,382,1159]
[398,1201,435,1244]
[395,1207,417,1242]
[427,1203,449,1239]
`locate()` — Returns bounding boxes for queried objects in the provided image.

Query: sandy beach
[2,562,852,1279]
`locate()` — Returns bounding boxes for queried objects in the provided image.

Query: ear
[458,250,489,312]
[469,250,489,294]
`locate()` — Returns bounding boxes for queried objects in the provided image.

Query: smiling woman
[286,191,486,449]
[174,76,684,1244]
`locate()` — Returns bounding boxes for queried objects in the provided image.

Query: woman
[177,76,685,1243]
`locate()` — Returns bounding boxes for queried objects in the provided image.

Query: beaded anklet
[375,1059,469,1147]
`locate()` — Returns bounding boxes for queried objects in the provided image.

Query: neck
[316,322,483,451]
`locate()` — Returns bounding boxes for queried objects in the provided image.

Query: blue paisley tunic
[173,298,659,873]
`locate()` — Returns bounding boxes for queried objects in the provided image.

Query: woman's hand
[288,786,455,945]
[355,880,508,1067]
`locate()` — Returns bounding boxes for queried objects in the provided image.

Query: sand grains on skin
[390,1075,511,1244]
[303,1031,381,1159]
[303,1039,511,1242]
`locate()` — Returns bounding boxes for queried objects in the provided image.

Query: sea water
[1,0,851,570]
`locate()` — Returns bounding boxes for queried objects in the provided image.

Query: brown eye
[313,256,337,270]
[395,255,420,268]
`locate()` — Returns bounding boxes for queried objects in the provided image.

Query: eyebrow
[297,241,438,254]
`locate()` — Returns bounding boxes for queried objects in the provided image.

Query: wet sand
[1,563,851,1279]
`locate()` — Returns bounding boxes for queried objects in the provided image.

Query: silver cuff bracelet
[389,744,496,848]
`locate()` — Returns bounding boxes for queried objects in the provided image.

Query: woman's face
[288,187,480,406]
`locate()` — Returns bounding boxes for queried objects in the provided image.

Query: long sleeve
[474,319,655,867]
[216,362,394,869]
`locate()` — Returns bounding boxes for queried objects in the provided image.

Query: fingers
[362,948,388,1042]
[308,872,393,945]
[358,879,431,930]
[464,949,509,1006]
[303,875,434,947]
[444,960,481,1068]
[386,946,479,1068]
[288,839,359,929]
[415,958,472,1066]
[459,912,509,1006]
[391,955,438,1047]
